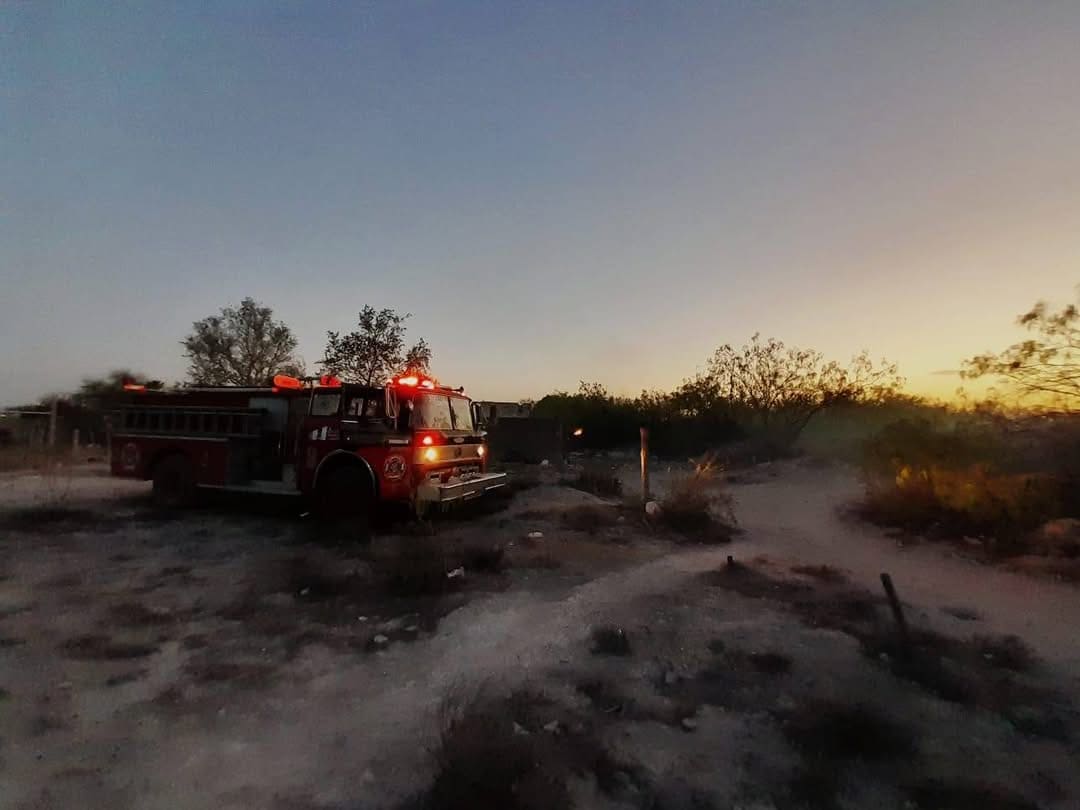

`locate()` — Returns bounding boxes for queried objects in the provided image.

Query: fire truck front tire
[152,454,196,509]
[315,465,373,540]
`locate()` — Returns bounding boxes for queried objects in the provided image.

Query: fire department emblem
[383,455,407,480]
[120,442,139,471]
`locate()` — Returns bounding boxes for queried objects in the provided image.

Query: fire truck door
[249,397,289,479]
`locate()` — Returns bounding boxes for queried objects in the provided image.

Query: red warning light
[272,375,303,390]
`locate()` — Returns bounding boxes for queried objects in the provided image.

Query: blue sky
[4,1,1079,405]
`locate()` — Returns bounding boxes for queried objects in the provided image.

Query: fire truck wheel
[152,454,196,509]
[316,465,373,542]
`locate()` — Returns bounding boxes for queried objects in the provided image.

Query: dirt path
[729,462,1080,690]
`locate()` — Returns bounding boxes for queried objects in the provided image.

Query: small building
[475,401,534,425]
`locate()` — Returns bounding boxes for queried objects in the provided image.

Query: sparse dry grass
[590,625,631,656]
[705,560,1069,741]
[61,634,159,661]
[564,464,623,498]
[791,564,848,583]
[372,536,452,596]
[459,540,506,573]
[419,688,571,810]
[905,780,1039,810]
[784,700,915,807]
[109,601,178,628]
[970,634,1038,673]
[0,505,100,534]
[562,504,620,534]
[182,657,277,688]
[413,686,642,810]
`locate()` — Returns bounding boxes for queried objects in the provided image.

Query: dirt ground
[1,460,1079,810]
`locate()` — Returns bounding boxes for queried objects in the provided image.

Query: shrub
[859,418,1066,553]
[657,456,737,543]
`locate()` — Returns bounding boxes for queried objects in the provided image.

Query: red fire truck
[109,374,505,522]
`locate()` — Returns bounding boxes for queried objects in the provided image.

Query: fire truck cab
[110,374,505,519]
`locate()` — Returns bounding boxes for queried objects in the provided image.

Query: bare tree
[320,306,431,385]
[183,298,300,386]
[963,293,1080,409]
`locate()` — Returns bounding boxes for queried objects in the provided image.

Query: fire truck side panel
[111,435,230,486]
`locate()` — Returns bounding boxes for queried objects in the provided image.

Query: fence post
[640,426,650,508]
[48,398,59,448]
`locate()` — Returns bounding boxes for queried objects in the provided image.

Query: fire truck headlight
[477,445,486,458]
[423,447,438,463]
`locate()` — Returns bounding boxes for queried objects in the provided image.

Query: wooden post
[880,573,909,648]
[48,398,59,448]
[640,427,650,508]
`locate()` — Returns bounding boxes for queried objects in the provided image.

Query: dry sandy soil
[1,460,1079,810]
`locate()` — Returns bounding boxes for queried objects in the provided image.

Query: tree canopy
[684,334,903,444]
[76,370,164,404]
[183,298,300,386]
[964,293,1080,410]
[320,306,431,385]
[534,335,902,453]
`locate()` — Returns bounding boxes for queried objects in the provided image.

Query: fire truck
[109,374,506,522]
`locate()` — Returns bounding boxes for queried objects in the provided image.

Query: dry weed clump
[657,455,737,543]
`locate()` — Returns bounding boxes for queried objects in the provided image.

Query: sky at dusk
[4,1,1079,406]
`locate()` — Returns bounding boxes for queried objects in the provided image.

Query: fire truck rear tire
[152,454,196,509]
[316,465,373,542]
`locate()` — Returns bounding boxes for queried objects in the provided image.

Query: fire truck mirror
[385,386,398,420]
[471,401,485,430]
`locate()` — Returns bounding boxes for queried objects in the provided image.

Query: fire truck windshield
[414,394,453,430]
[449,396,474,431]
[413,394,475,431]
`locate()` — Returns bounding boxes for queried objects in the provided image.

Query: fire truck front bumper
[416,471,508,506]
